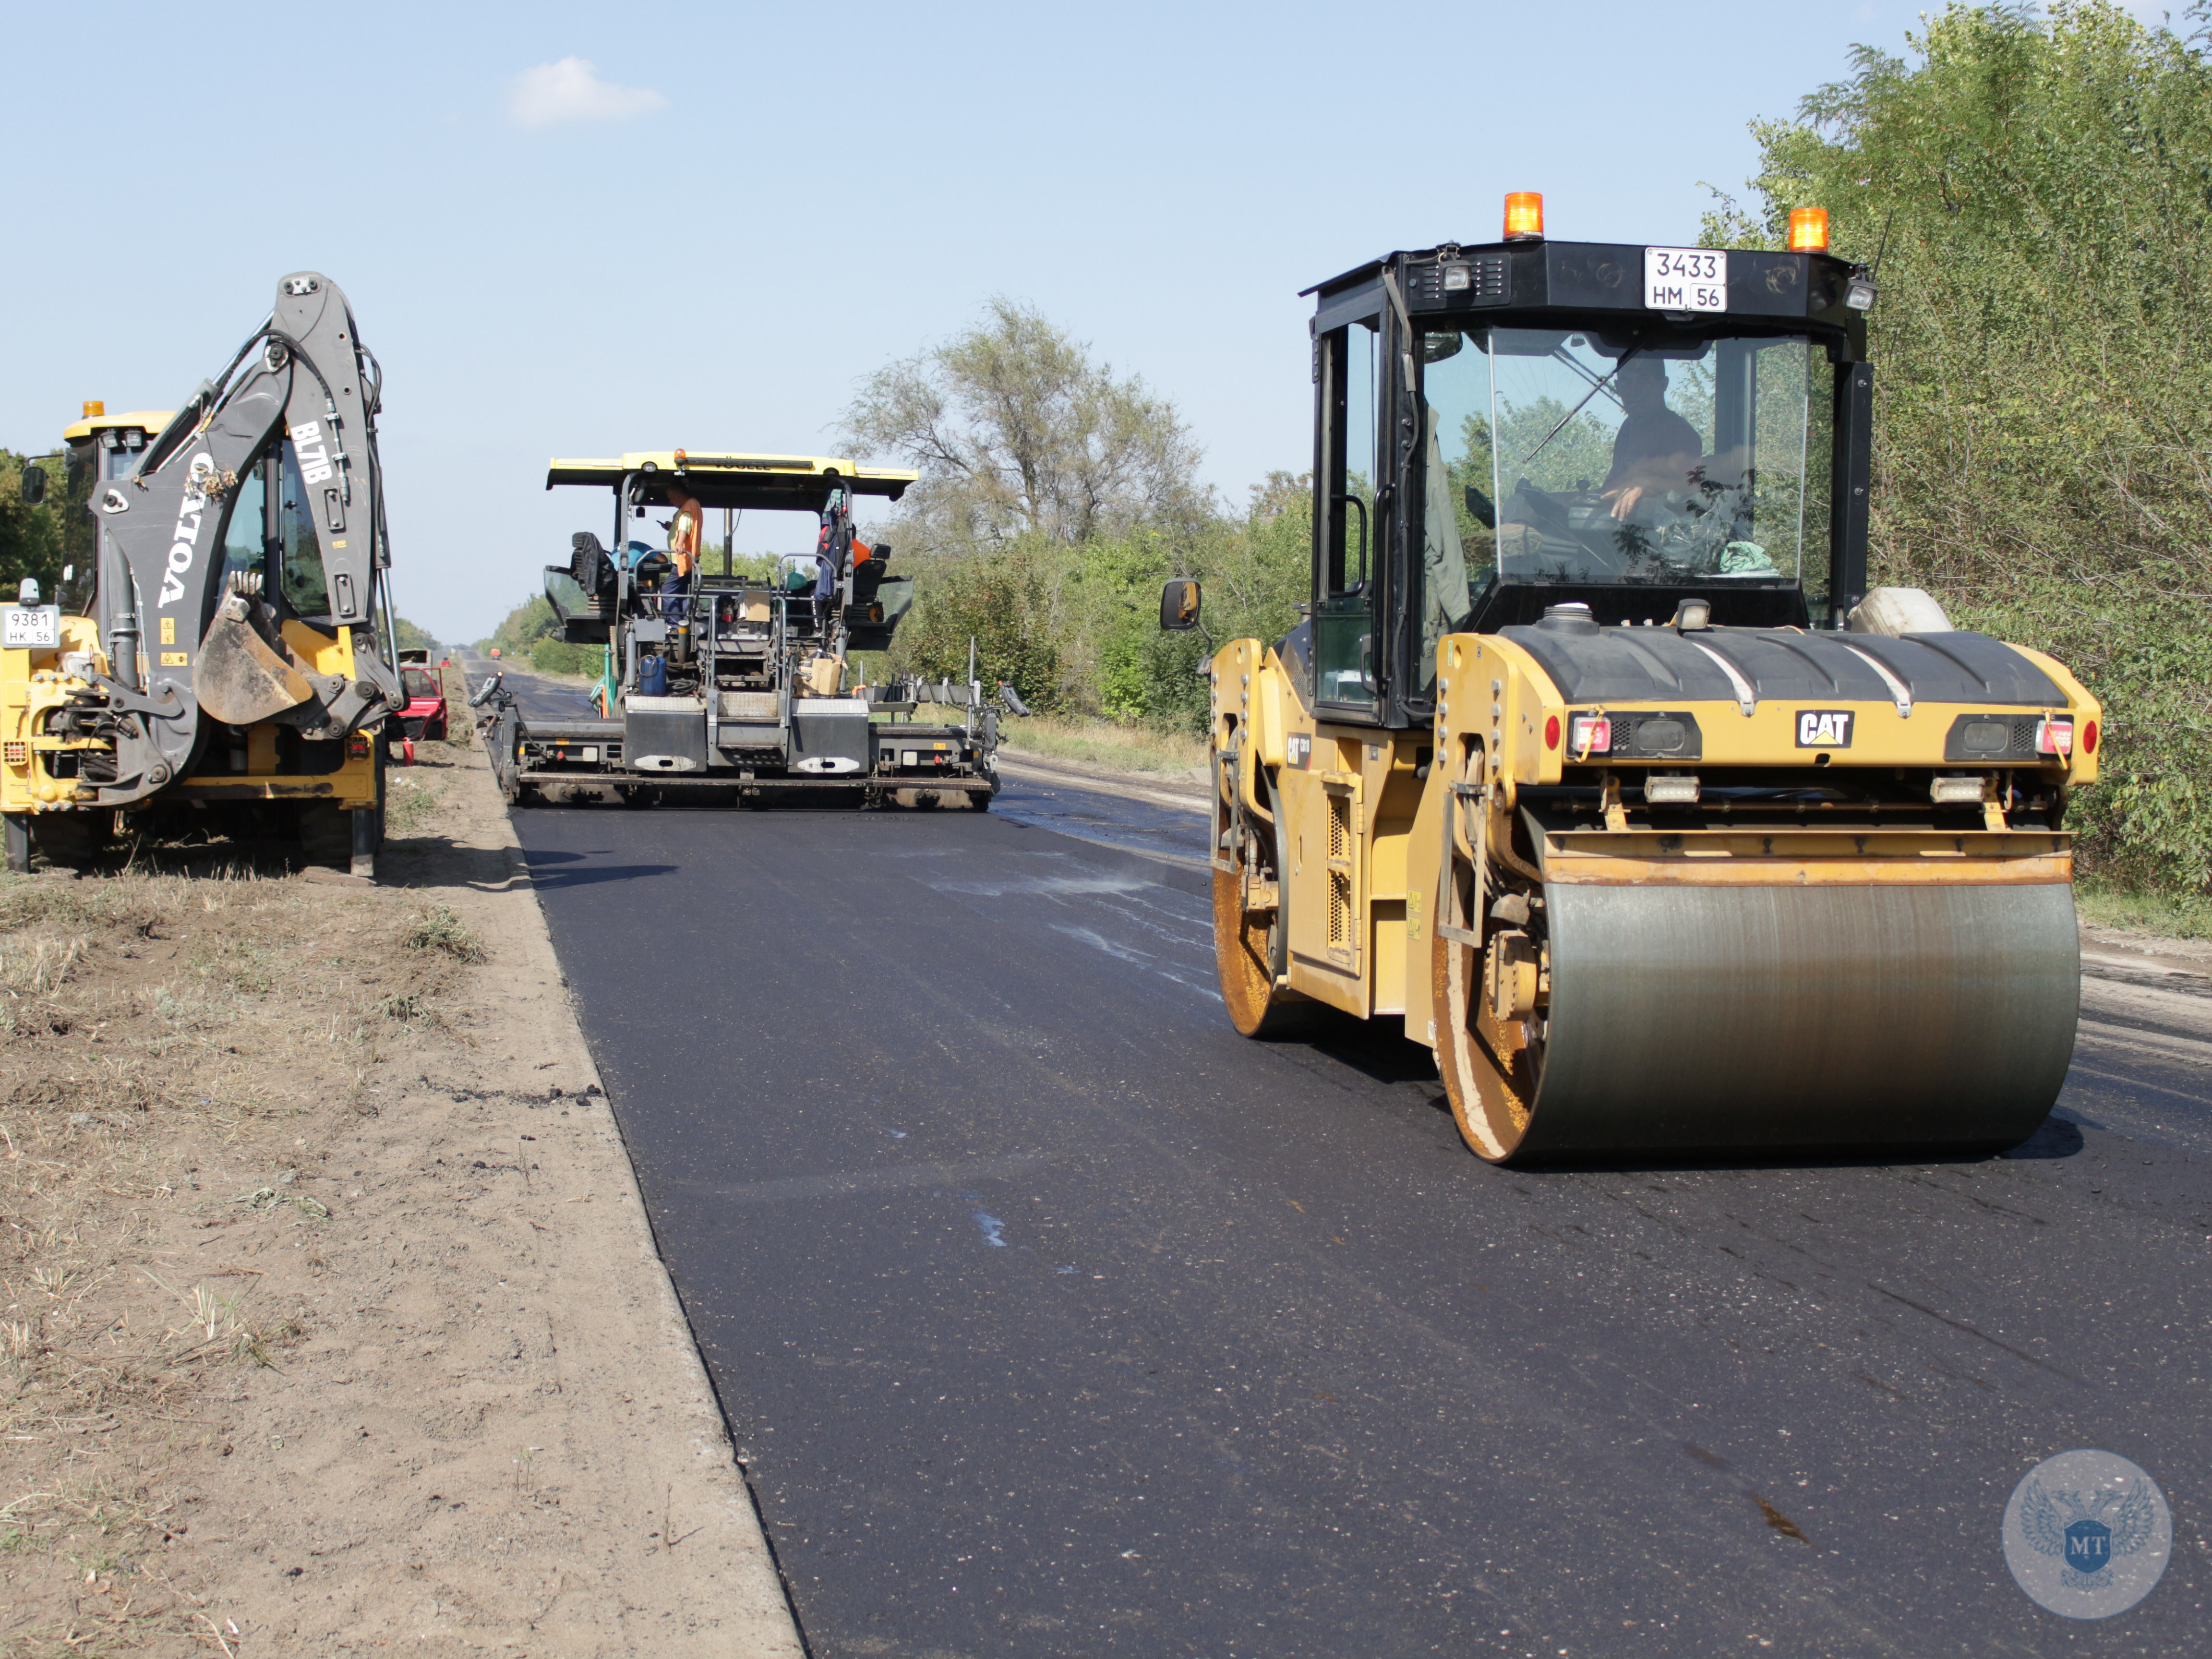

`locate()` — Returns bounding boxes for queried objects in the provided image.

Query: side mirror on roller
[1159,578,1202,632]
[18,465,46,506]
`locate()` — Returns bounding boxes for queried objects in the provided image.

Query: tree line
[15,1,2202,894]
[1703,0,2212,892]
[846,1,2212,897]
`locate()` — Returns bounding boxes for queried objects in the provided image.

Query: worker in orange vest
[661,485,703,626]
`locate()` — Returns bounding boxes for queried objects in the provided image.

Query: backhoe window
[220,465,268,582]
[1420,326,1815,596]
[62,440,99,593]
[276,441,332,619]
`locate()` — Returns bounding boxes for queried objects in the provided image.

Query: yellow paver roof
[546,451,916,509]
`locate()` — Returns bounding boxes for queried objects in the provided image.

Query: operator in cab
[1599,356,1703,522]
[811,513,873,626]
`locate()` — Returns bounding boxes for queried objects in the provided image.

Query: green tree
[477,594,602,676]
[840,297,1210,553]
[1707,1,2212,892]
[0,452,67,598]
[845,300,1227,721]
[479,594,559,657]
[893,542,1064,711]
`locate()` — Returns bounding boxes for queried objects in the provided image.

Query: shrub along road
[502,745,2211,1658]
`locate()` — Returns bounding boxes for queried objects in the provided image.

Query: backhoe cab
[2,277,401,876]
[1173,198,2100,1164]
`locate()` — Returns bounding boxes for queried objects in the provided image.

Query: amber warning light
[82,401,104,419]
[1788,208,1829,253]
[1503,192,1544,241]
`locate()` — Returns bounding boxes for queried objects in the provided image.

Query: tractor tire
[571,533,615,597]
[299,802,351,870]
[28,812,105,872]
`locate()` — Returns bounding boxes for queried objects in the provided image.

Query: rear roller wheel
[1212,760,1317,1039]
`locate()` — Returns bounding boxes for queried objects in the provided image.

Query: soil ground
[0,726,798,1656]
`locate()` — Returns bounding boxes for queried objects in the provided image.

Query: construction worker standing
[661,485,702,625]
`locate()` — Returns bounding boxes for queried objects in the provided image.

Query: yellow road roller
[1164,197,2100,1162]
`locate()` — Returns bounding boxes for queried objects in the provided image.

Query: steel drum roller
[1517,881,2081,1157]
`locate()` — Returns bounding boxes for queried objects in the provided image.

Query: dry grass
[0,864,481,1639]
[996,712,1208,776]
[383,769,446,836]
[2075,877,2212,942]
[404,903,486,963]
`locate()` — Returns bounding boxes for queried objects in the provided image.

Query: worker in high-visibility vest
[660,485,703,625]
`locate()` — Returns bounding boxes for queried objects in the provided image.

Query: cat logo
[1797,709,1855,748]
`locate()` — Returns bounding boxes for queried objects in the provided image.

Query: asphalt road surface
[452,649,596,723]
[485,679,2208,1658]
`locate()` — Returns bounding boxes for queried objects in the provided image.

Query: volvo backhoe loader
[1166,198,2100,1163]
[1,274,401,875]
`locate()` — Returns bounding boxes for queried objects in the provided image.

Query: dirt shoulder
[0,740,799,1655]
[2078,921,2212,980]
[992,748,1209,816]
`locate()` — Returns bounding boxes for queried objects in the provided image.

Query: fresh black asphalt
[481,663,2209,1658]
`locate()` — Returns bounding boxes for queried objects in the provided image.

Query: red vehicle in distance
[397,650,449,741]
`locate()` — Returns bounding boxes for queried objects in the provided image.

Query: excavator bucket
[196,601,315,726]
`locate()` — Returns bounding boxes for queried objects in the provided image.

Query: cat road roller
[1164,197,2100,1163]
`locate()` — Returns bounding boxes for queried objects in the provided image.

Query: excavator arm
[86,272,399,804]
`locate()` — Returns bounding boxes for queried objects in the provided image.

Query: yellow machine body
[1211,628,2100,1161]
[4,404,381,865]
[0,620,379,815]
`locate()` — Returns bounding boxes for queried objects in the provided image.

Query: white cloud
[507,58,667,129]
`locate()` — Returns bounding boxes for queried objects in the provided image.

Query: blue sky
[0,0,2179,644]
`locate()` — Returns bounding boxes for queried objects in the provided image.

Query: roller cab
[1172,203,2100,1163]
